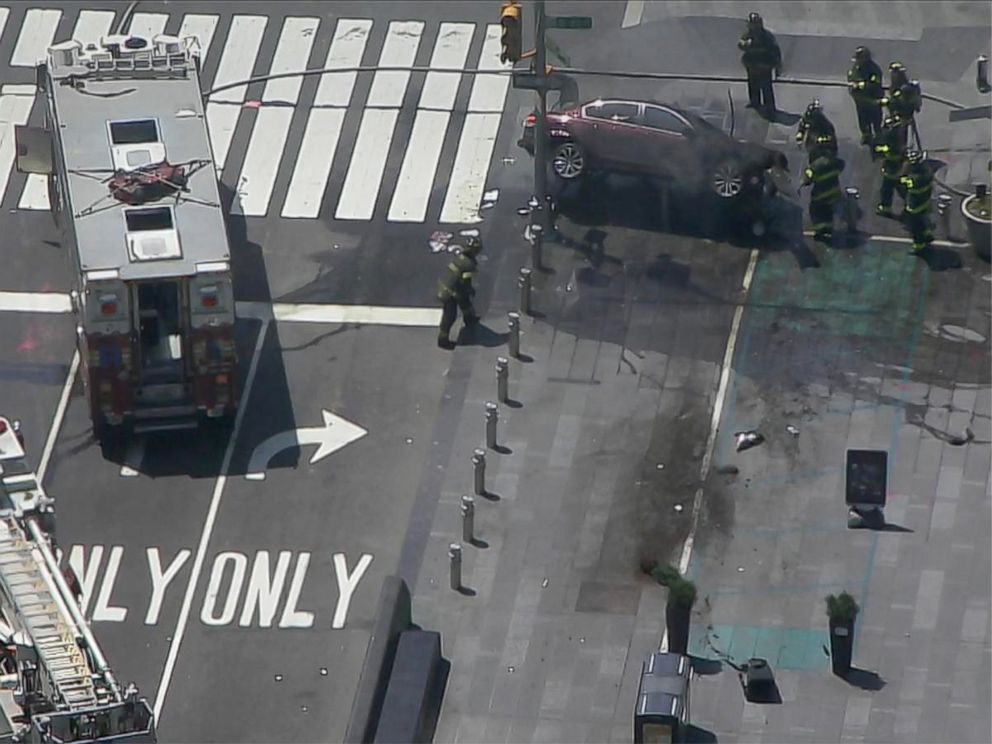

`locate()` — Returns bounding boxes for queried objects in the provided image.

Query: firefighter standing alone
[847,46,884,148]
[738,12,782,118]
[437,237,482,349]
[801,141,845,242]
[900,150,935,255]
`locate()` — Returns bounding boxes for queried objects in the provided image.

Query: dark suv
[518,98,787,206]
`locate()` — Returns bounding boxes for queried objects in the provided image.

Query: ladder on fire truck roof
[0,418,120,713]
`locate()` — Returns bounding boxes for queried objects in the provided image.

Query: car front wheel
[551,141,586,180]
[711,160,745,199]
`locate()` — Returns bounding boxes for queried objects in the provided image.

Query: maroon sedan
[519,98,787,205]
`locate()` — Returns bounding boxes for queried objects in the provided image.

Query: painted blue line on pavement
[690,624,830,670]
[705,579,856,597]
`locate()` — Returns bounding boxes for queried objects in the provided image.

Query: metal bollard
[485,402,499,449]
[472,448,486,495]
[937,194,954,239]
[461,495,475,543]
[507,311,521,359]
[978,54,991,94]
[496,357,509,403]
[844,187,861,234]
[449,543,462,591]
[518,267,532,316]
[529,223,544,270]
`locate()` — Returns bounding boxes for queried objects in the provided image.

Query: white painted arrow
[245,409,367,481]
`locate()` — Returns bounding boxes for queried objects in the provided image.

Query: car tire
[710,159,746,199]
[551,140,586,180]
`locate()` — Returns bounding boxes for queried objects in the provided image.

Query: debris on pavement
[429,230,453,253]
[949,427,974,446]
[716,464,740,475]
[786,424,800,436]
[734,430,765,452]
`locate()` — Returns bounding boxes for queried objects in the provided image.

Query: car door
[639,105,695,179]
[579,100,642,170]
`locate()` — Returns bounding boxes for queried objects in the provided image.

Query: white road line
[0,10,9,49]
[10,9,61,67]
[621,0,646,28]
[19,9,117,212]
[126,12,168,39]
[0,86,38,208]
[388,23,473,223]
[177,14,220,66]
[438,113,502,224]
[0,291,71,313]
[335,107,401,221]
[335,21,423,221]
[154,319,268,725]
[205,15,268,173]
[281,18,371,219]
[37,349,80,487]
[366,20,424,107]
[237,301,442,327]
[439,25,510,224]
[660,248,759,652]
[232,17,319,217]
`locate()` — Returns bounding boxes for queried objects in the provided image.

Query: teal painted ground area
[688,624,830,670]
[747,241,922,339]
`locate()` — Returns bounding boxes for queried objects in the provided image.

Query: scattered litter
[542,578,549,588]
[274,674,283,682]
[301,706,308,713]
[480,201,495,210]
[501,157,516,165]
[405,437,414,444]
[320,668,328,676]
[507,666,515,673]
[674,504,683,513]
[429,230,453,253]
[579,637,585,644]
[786,425,800,436]
[737,566,745,572]
[243,100,262,108]
[656,463,665,470]
[482,189,499,203]
[716,465,739,475]
[734,430,764,452]
[459,228,480,237]
[949,427,974,446]
[516,206,531,216]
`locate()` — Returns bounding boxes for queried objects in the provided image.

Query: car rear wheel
[551,141,586,180]
[711,160,745,199]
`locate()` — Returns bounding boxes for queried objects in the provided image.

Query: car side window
[642,106,690,134]
[584,102,639,124]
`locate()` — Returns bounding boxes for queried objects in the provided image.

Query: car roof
[577,98,724,134]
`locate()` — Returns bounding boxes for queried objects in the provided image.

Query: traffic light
[500,2,522,64]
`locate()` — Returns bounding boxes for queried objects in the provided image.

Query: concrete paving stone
[568,339,602,384]
[530,718,569,743]
[608,721,631,744]
[582,721,613,744]
[893,704,923,738]
[927,385,953,409]
[545,333,578,382]
[843,695,873,730]
[479,715,511,744]
[897,666,929,702]
[506,716,538,744]
[864,705,897,743]
[488,670,523,717]
[960,605,991,644]
[952,385,979,413]
[465,655,501,716]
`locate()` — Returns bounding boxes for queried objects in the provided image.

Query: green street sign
[548,16,593,30]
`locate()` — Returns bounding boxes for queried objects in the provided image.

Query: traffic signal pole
[533,0,550,232]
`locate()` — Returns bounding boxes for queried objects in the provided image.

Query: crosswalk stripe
[0,85,38,207]
[126,12,168,39]
[282,18,372,219]
[440,25,510,224]
[336,21,424,220]
[19,9,118,212]
[10,8,61,67]
[177,14,220,66]
[0,10,9,50]
[231,16,319,217]
[388,23,474,223]
[205,15,268,173]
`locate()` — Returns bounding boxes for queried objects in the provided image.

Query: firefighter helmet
[905,150,926,165]
[883,115,898,129]
[806,99,822,116]
[889,61,906,73]
[462,236,483,255]
[853,46,871,64]
[747,12,762,25]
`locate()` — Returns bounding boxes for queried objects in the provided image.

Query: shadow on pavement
[686,723,719,743]
[842,667,887,691]
[455,322,507,348]
[919,246,964,271]
[689,657,723,676]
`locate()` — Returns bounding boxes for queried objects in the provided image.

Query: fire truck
[0,415,155,742]
[15,33,239,440]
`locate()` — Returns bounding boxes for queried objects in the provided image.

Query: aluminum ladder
[0,517,97,710]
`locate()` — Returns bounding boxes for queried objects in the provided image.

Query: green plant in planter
[651,563,682,588]
[964,192,991,220]
[668,576,698,609]
[825,591,860,623]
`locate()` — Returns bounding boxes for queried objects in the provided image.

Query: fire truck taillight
[98,293,119,316]
[199,285,219,308]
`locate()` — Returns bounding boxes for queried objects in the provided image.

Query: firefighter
[900,150,935,255]
[738,12,782,117]
[882,62,922,149]
[795,100,837,154]
[436,237,482,349]
[847,46,884,146]
[801,143,845,242]
[873,115,908,217]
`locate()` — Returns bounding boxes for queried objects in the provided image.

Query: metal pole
[936,193,954,240]
[529,223,544,270]
[844,187,860,234]
[448,543,462,591]
[461,495,475,543]
[496,357,509,403]
[534,0,549,232]
[472,448,486,496]
[507,311,521,359]
[485,402,499,449]
[518,267,532,316]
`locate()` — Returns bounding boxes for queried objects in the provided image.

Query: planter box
[828,619,854,676]
[962,194,991,261]
[665,602,691,655]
